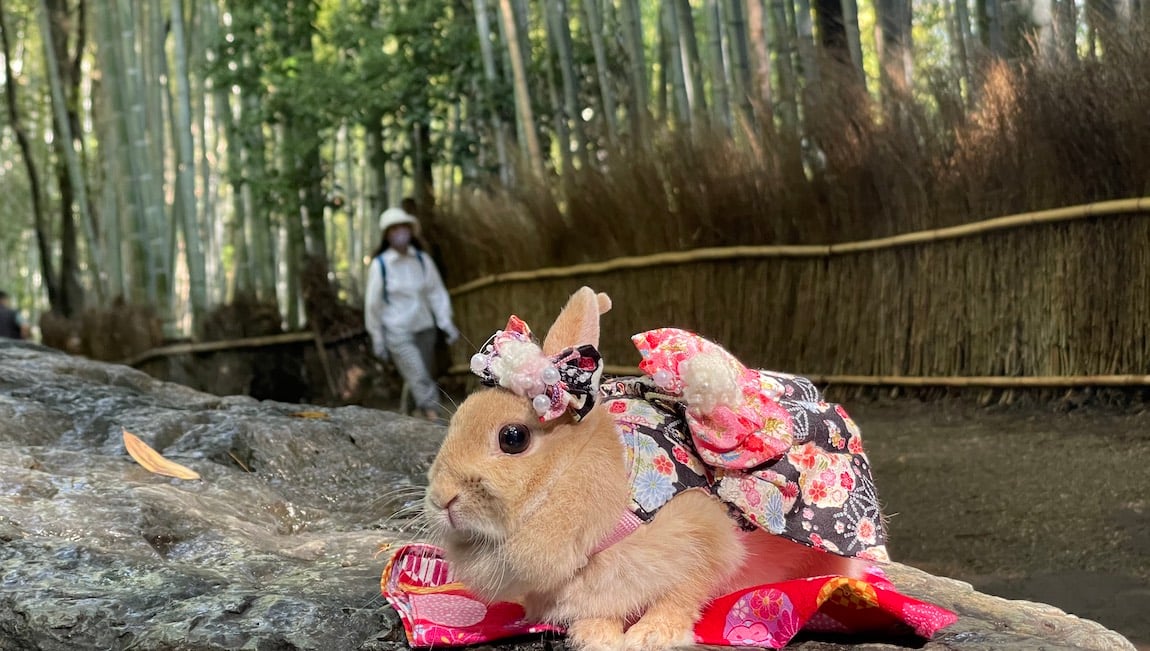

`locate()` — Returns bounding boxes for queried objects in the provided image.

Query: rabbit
[424,287,884,651]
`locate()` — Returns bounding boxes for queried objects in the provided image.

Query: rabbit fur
[424,287,866,651]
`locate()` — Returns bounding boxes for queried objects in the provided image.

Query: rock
[0,341,1135,650]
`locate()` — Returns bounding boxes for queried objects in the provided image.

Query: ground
[406,381,1150,646]
[849,397,1150,647]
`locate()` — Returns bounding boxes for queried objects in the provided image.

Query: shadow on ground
[851,399,1150,647]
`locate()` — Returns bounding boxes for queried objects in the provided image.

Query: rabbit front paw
[622,611,696,651]
[567,617,626,651]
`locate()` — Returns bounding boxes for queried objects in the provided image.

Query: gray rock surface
[0,341,1135,650]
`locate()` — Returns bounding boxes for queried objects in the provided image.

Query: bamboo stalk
[451,197,1150,296]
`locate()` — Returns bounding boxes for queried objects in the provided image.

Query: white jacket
[364,248,455,347]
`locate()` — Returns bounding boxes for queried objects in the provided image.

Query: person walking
[364,207,460,422]
[0,290,29,340]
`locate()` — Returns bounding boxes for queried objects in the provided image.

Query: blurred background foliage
[0,0,1147,355]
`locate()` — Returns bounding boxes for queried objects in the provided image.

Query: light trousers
[387,327,440,412]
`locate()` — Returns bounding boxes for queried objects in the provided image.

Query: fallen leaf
[122,429,201,480]
[290,411,329,419]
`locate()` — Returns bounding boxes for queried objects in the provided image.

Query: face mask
[388,227,412,249]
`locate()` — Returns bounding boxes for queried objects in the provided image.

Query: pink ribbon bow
[470,316,604,422]
[632,328,794,469]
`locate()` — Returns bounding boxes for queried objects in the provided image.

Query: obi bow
[470,316,604,422]
[632,328,795,470]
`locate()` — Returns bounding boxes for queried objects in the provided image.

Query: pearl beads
[470,353,487,374]
[532,393,551,414]
[541,365,560,385]
[653,368,674,388]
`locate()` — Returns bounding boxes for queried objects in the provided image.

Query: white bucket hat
[378,207,419,234]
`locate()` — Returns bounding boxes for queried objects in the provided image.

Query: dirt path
[851,399,1150,646]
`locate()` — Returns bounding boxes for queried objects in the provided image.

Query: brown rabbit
[424,287,881,651]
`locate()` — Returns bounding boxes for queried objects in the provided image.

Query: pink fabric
[381,543,957,649]
[631,328,796,470]
[590,511,643,555]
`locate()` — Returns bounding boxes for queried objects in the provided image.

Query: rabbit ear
[542,287,612,356]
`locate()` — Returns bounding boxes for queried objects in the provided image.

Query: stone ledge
[0,342,1134,650]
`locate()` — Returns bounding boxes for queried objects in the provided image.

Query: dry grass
[428,32,1150,282]
[429,33,1150,386]
[39,297,164,362]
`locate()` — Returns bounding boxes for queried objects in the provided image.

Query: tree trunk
[976,0,1006,55]
[793,0,821,84]
[581,0,618,144]
[226,119,252,300]
[1030,0,1056,59]
[840,0,867,84]
[664,1,692,125]
[672,0,708,119]
[41,0,97,315]
[273,122,303,330]
[169,0,207,334]
[547,0,585,167]
[117,0,172,321]
[471,0,512,184]
[100,2,143,303]
[144,0,175,317]
[89,64,126,299]
[1054,0,1077,61]
[745,0,775,112]
[1088,0,1132,55]
[413,121,435,215]
[706,0,732,131]
[657,6,670,124]
[771,0,801,132]
[724,0,756,125]
[876,0,914,100]
[498,0,544,175]
[241,84,277,304]
[815,0,849,63]
[542,22,573,177]
[0,0,58,312]
[620,0,649,142]
[365,109,389,215]
[951,0,976,100]
[192,0,223,304]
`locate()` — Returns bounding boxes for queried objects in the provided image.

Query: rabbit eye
[498,424,531,454]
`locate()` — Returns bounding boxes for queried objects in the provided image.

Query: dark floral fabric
[600,376,889,562]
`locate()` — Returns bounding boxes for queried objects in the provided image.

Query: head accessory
[469,316,603,422]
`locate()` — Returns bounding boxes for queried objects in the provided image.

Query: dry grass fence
[426,32,1150,404]
[446,200,1150,389]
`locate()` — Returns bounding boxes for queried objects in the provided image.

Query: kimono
[473,319,889,561]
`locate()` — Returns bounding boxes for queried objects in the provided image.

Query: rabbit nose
[429,494,457,511]
[427,487,459,512]
[428,494,460,528]
[443,496,460,528]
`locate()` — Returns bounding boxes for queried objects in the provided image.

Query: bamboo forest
[0,0,1147,346]
[4,2,1150,647]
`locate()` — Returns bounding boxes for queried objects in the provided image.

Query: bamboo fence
[121,330,365,366]
[447,198,1150,386]
[123,198,1150,391]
